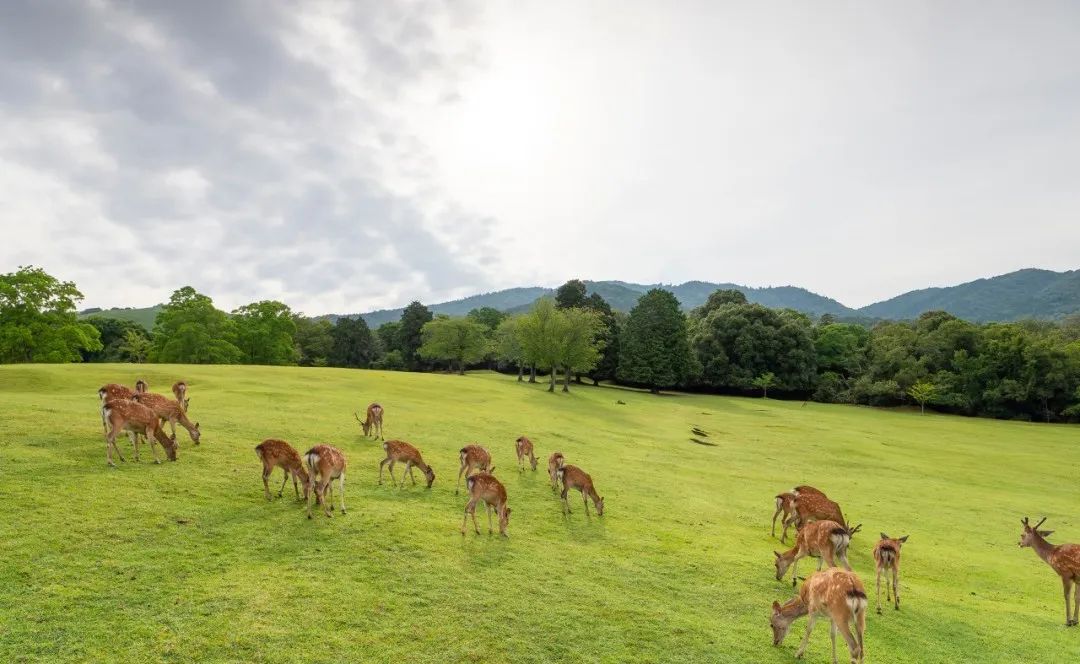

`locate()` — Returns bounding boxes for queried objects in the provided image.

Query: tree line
[4,266,1079,422]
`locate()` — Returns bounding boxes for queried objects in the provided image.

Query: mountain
[79,305,162,329]
[858,269,1080,322]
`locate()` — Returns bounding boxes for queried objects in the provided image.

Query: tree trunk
[920,402,925,414]
[575,373,583,384]
[458,358,465,375]
[548,368,556,392]
[563,365,571,392]
[529,364,536,383]
[517,362,523,382]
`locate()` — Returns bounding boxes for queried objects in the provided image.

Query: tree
[329,317,376,368]
[418,317,490,374]
[376,321,403,355]
[752,371,777,398]
[233,300,299,365]
[554,279,589,309]
[496,316,526,381]
[584,293,620,385]
[553,307,603,392]
[117,329,152,363]
[692,288,748,319]
[617,289,691,393]
[82,317,149,362]
[293,316,334,367]
[0,266,102,363]
[519,298,561,388]
[907,380,937,414]
[466,307,507,332]
[398,301,433,371]
[151,287,240,364]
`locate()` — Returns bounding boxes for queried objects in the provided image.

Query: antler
[1021,516,1030,526]
[1034,517,1047,530]
[354,411,363,423]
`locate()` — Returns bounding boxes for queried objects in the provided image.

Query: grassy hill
[1,365,1077,662]
[79,305,162,330]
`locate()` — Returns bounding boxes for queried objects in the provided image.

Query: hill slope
[1,364,1077,662]
[79,305,162,329]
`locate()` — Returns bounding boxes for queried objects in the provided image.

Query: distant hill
[859,269,1080,322]
[80,305,162,330]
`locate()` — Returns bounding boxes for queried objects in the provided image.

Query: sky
[2,0,1079,315]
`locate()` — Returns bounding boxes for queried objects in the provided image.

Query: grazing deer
[255,439,310,501]
[770,567,867,664]
[304,444,347,518]
[354,403,384,440]
[98,383,137,436]
[172,381,189,411]
[515,436,537,472]
[461,472,511,537]
[774,520,862,586]
[102,398,177,466]
[557,464,605,516]
[379,439,435,488]
[548,452,565,491]
[1019,516,1080,626]
[456,444,493,494]
[131,392,201,444]
[873,533,909,613]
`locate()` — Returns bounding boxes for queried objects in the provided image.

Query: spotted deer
[102,398,177,466]
[97,383,144,434]
[1019,517,1080,626]
[873,533,909,613]
[770,567,867,664]
[379,439,435,488]
[172,381,189,411]
[456,444,492,494]
[305,444,346,518]
[132,392,201,444]
[557,464,604,516]
[774,520,862,586]
[354,403,384,440]
[255,439,310,501]
[461,472,511,537]
[515,436,537,472]
[773,492,796,541]
[548,452,565,491]
[792,490,846,534]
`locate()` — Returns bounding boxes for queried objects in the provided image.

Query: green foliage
[466,306,507,333]
[495,316,526,379]
[150,287,241,364]
[232,301,299,366]
[293,317,334,367]
[373,349,406,371]
[418,317,490,374]
[584,293,619,384]
[398,301,433,370]
[552,307,603,392]
[375,321,403,355]
[329,317,376,368]
[907,380,938,413]
[617,289,691,393]
[0,266,102,363]
[554,279,589,309]
[82,317,150,362]
[117,329,152,363]
[692,288,748,319]
[751,371,776,398]
[518,298,560,373]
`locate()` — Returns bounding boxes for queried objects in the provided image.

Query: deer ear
[772,600,781,613]
[1039,530,1054,538]
[880,533,889,540]
[898,535,909,543]
[774,551,781,559]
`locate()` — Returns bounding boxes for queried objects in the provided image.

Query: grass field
[1,364,1078,663]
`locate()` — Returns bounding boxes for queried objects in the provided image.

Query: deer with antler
[456,444,492,494]
[548,452,565,491]
[379,439,435,488]
[132,392,201,445]
[873,533,909,613]
[1019,516,1080,626]
[354,403,384,440]
[102,398,177,466]
[775,520,862,586]
[515,436,537,472]
[771,567,867,664]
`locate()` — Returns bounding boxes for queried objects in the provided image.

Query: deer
[770,567,867,664]
[791,491,847,535]
[774,520,862,586]
[456,444,493,494]
[102,398,177,466]
[777,485,828,541]
[379,439,435,488]
[461,471,511,537]
[548,452,565,491]
[1019,516,1080,626]
[255,439,311,501]
[304,444,347,519]
[873,533,909,613]
[515,436,537,472]
[131,392,201,444]
[557,464,604,516]
[354,402,384,440]
[97,383,144,434]
[172,381,189,411]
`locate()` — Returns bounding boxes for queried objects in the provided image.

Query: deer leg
[561,485,571,514]
[167,417,176,440]
[582,489,590,516]
[1072,576,1079,625]
[406,462,416,487]
[794,614,818,659]
[771,506,782,538]
[487,503,494,534]
[292,472,300,500]
[147,432,161,464]
[1063,577,1074,626]
[387,461,397,487]
[875,566,883,614]
[471,501,481,534]
[461,499,475,534]
[105,427,119,466]
[456,464,466,494]
[829,619,838,664]
[781,515,795,543]
[128,431,140,462]
[277,468,289,497]
[338,473,346,514]
[892,567,900,610]
[836,619,859,664]
[378,457,388,485]
[261,467,272,500]
[885,567,892,602]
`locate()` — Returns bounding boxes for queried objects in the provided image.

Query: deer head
[190,421,201,444]
[498,505,512,535]
[355,411,371,436]
[1019,517,1054,547]
[770,600,797,645]
[773,551,793,581]
[135,379,148,393]
[423,466,436,489]
[595,496,605,516]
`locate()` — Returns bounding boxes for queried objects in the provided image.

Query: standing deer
[305,444,347,519]
[774,492,796,541]
[132,392,201,444]
[102,398,177,466]
[515,436,537,472]
[548,452,565,491]
[456,444,492,494]
[770,567,867,664]
[379,439,435,488]
[354,403,384,440]
[557,464,604,516]
[172,381,189,412]
[1019,516,1080,626]
[792,491,847,534]
[774,520,862,586]
[255,439,311,501]
[98,383,142,434]
[461,472,511,537]
[873,533,909,613]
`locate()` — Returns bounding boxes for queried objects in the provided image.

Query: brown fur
[461,472,511,537]
[355,403,384,439]
[558,464,604,516]
[774,520,855,585]
[548,452,565,491]
[774,492,796,541]
[172,381,188,412]
[255,439,310,501]
[873,533,909,613]
[515,436,538,472]
[793,491,846,530]
[102,398,177,466]
[456,444,492,494]
[305,444,347,518]
[771,567,867,663]
[132,392,201,444]
[1019,517,1080,625]
[379,439,435,488]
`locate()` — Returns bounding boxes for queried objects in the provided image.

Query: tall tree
[0,266,102,363]
[329,317,376,368]
[418,316,490,374]
[150,287,241,364]
[554,279,589,309]
[554,307,603,392]
[496,316,526,381]
[293,316,334,367]
[398,301,433,370]
[233,300,299,365]
[617,289,691,393]
[519,298,562,390]
[584,293,619,385]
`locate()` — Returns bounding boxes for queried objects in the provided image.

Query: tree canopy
[0,266,102,363]
[419,316,490,374]
[398,301,433,370]
[150,287,241,364]
[233,300,299,365]
[617,289,691,393]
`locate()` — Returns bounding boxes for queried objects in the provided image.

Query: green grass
[0,364,1077,663]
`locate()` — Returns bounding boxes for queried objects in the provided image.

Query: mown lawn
[0,364,1077,663]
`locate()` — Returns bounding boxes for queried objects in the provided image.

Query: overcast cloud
[2,1,1079,314]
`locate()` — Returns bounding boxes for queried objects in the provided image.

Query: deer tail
[846,588,867,616]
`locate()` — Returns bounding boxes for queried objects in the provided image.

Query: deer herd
[94,378,1079,661]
